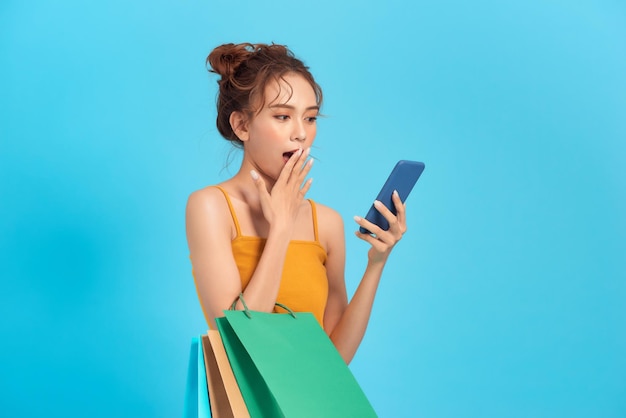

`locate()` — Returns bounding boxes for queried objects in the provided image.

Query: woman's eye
[274,115,289,121]
[306,116,318,123]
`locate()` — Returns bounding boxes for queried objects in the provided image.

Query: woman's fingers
[276,148,313,187]
[370,200,400,238]
[353,215,377,235]
[299,177,313,197]
[250,169,265,191]
[354,229,386,250]
[297,154,314,186]
[391,190,407,233]
[353,194,407,249]
[276,148,303,185]
[276,148,314,196]
[251,169,274,221]
[372,194,407,236]
[288,147,313,186]
[353,216,389,244]
[251,169,270,199]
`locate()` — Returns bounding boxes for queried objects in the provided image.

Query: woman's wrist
[267,220,296,240]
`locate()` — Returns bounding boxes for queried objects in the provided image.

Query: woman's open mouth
[282,150,299,163]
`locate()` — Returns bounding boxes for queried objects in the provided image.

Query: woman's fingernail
[393,190,399,197]
[305,147,310,156]
[250,170,259,180]
[374,200,382,207]
[353,215,362,222]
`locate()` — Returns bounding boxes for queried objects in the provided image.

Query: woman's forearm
[329,259,387,364]
[235,226,293,312]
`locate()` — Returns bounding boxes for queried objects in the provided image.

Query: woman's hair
[207,43,323,148]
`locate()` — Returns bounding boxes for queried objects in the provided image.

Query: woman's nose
[290,121,306,142]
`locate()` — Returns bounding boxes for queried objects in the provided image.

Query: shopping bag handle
[274,302,296,318]
[230,294,297,319]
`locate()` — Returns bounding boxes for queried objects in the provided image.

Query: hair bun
[207,43,255,80]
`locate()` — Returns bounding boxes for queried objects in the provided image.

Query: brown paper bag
[201,330,250,418]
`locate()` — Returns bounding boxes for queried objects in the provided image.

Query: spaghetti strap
[213,186,242,238]
[308,199,320,243]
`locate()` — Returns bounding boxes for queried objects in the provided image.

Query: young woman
[186,43,407,364]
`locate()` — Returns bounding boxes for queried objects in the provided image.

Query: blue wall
[1,1,624,416]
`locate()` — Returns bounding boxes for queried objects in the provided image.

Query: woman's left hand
[353,190,407,263]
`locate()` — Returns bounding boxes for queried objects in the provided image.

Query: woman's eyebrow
[269,104,320,111]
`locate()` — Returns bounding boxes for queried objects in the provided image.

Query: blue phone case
[359,160,425,234]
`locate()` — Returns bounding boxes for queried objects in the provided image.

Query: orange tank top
[215,186,329,326]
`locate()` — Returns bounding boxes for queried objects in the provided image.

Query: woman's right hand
[250,148,313,232]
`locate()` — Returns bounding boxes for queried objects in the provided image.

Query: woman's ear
[230,111,250,142]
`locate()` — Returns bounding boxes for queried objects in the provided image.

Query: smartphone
[359,160,425,234]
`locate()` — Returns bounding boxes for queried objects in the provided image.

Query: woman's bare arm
[321,191,407,363]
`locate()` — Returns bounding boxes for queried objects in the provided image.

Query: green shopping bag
[215,298,377,418]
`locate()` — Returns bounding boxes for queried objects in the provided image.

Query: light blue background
[1,1,625,417]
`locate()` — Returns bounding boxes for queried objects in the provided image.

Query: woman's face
[242,73,319,181]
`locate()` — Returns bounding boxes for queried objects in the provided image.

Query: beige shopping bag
[201,330,250,418]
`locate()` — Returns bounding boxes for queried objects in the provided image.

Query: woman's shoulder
[310,201,344,228]
[186,184,230,218]
[188,184,225,201]
[310,201,346,253]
